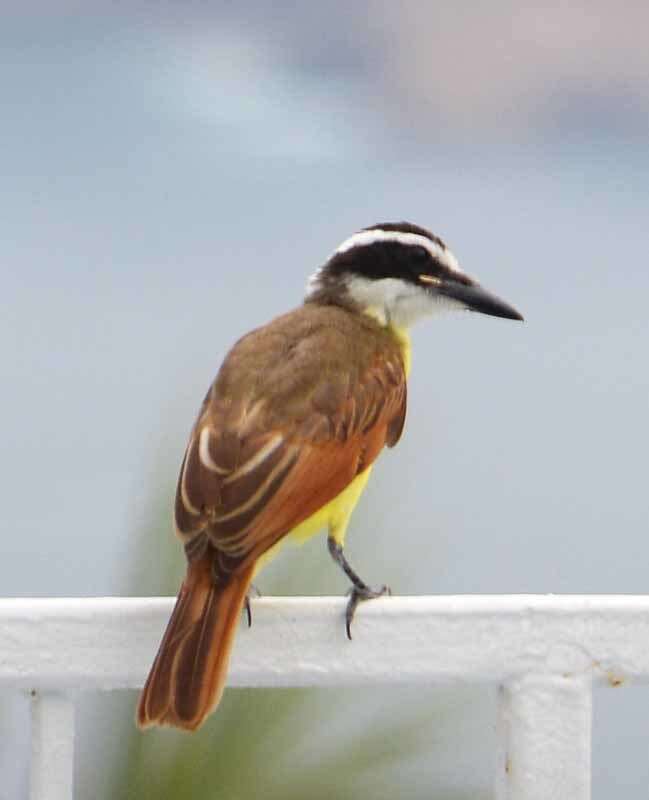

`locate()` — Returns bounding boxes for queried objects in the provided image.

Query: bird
[137,221,523,731]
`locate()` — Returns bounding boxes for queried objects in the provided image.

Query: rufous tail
[137,550,255,731]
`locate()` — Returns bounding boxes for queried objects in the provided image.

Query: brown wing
[174,305,407,579]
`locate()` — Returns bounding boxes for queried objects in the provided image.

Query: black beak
[439,280,524,321]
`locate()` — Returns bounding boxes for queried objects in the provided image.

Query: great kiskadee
[137,221,523,731]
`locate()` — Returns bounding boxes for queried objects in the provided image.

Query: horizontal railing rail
[3,595,649,800]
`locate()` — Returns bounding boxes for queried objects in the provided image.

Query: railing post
[2,595,648,799]
[30,691,75,800]
[494,675,592,800]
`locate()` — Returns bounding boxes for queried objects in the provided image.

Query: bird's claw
[345,583,391,640]
[244,584,262,628]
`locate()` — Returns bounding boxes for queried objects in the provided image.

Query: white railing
[2,595,649,800]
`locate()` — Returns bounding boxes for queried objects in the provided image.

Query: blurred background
[2,1,649,797]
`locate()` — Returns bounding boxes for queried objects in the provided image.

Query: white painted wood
[2,594,647,799]
[495,677,592,800]
[0,595,646,690]
[30,692,75,800]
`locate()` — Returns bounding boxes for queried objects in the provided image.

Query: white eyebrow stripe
[334,229,462,274]
[305,265,324,297]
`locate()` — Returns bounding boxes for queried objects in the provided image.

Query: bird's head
[305,222,523,327]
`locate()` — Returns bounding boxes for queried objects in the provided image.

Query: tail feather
[137,552,254,731]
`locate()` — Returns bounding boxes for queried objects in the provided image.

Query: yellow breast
[361,308,412,378]
[253,467,373,577]
[252,314,411,580]
[388,323,412,377]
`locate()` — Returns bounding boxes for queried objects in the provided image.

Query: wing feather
[174,312,408,578]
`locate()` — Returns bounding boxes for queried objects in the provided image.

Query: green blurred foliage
[102,462,486,800]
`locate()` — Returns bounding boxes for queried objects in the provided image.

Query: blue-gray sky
[2,4,648,798]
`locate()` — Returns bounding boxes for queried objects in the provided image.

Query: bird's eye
[419,273,442,286]
[412,246,429,261]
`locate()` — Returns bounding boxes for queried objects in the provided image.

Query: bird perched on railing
[137,221,523,731]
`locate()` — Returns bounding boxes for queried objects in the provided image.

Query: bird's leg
[327,536,390,640]
[244,584,262,628]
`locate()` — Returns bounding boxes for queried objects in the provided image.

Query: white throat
[304,227,470,328]
[344,275,462,328]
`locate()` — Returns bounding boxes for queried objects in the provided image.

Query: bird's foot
[345,583,391,640]
[244,584,262,628]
